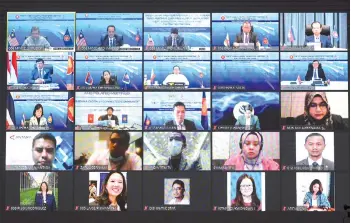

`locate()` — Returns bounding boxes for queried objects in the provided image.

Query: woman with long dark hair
[231,174,261,211]
[99,70,116,86]
[303,179,331,209]
[34,182,56,211]
[29,103,48,128]
[90,171,127,211]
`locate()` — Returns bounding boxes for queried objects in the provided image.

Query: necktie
[312,162,319,170]
[39,69,42,78]
[172,37,176,47]
[245,34,249,44]
[110,39,113,47]
[313,69,317,79]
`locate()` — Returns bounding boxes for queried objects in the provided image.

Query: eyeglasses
[240,184,253,189]
[310,102,328,109]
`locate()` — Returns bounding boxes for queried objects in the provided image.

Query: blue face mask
[168,140,183,156]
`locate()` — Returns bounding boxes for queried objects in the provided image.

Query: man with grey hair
[22,26,51,48]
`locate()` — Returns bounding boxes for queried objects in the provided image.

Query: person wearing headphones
[99,70,116,86]
[86,131,142,170]
[100,25,123,47]
[233,21,261,49]
[223,131,279,170]
[155,132,202,171]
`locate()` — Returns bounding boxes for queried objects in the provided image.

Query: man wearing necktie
[164,102,197,130]
[304,21,333,48]
[30,58,52,84]
[165,28,185,48]
[101,25,123,47]
[296,133,334,170]
[304,60,327,81]
[233,21,261,48]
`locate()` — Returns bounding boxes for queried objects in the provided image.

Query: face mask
[168,140,183,156]
[109,154,125,164]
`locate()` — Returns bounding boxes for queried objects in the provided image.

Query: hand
[304,203,310,208]
[35,79,44,84]
[233,42,239,47]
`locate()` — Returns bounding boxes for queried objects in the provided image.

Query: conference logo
[15,95,20,99]
[289,55,294,59]
[85,54,89,59]
[221,16,225,20]
[153,55,157,60]
[15,15,20,19]
[221,55,226,60]
[64,35,71,42]
[85,13,89,17]
[16,55,20,59]
[9,135,32,140]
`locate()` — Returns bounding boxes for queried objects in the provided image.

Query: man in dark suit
[100,107,119,126]
[305,60,327,81]
[100,25,123,47]
[296,133,334,170]
[164,102,197,130]
[165,28,185,47]
[233,21,261,49]
[29,58,52,84]
[304,21,332,48]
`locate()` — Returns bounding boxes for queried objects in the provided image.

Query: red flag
[67,97,74,123]
[7,52,18,84]
[67,53,74,75]
[88,114,94,123]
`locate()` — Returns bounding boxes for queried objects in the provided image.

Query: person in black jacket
[164,102,197,130]
[99,70,116,86]
[295,92,348,130]
[305,60,327,81]
[34,182,56,211]
[100,25,123,47]
[99,107,119,126]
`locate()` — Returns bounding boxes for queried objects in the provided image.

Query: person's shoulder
[184,119,195,124]
[224,154,241,166]
[295,114,305,123]
[164,120,173,126]
[30,116,36,121]
[296,159,307,165]
[331,114,343,121]
[36,191,42,194]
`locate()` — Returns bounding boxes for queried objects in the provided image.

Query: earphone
[239,131,264,151]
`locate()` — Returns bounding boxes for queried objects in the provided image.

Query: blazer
[100,114,119,125]
[304,35,332,48]
[234,32,259,47]
[296,158,334,170]
[100,35,123,47]
[35,191,56,211]
[156,155,202,171]
[99,79,116,86]
[29,116,48,127]
[303,192,331,208]
[30,68,52,84]
[165,35,185,47]
[164,119,197,130]
[305,67,326,81]
[235,115,261,130]
[294,114,348,130]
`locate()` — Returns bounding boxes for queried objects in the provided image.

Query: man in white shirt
[296,133,334,170]
[304,21,332,48]
[163,65,189,87]
[167,179,190,205]
[22,26,51,49]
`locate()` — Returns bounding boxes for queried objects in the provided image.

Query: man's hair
[305,133,325,144]
[173,102,186,110]
[169,132,187,148]
[31,26,40,33]
[242,21,252,26]
[311,21,322,28]
[107,25,116,31]
[171,28,179,34]
[173,65,180,70]
[172,179,185,189]
[36,58,44,64]
[312,60,319,64]
[32,133,57,148]
[106,107,114,112]
[109,131,130,146]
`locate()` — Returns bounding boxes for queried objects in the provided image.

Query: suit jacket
[99,79,116,86]
[100,35,123,47]
[305,67,326,81]
[235,32,259,48]
[304,35,332,48]
[29,116,48,127]
[156,155,202,171]
[296,158,334,170]
[100,114,119,125]
[164,119,197,130]
[235,115,261,130]
[35,191,56,211]
[294,114,348,130]
[30,68,52,84]
[165,35,185,47]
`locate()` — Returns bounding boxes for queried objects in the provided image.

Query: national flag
[135,29,141,46]
[122,114,128,124]
[223,32,230,47]
[332,27,339,41]
[201,92,208,130]
[63,28,73,47]
[85,71,93,85]
[146,34,154,50]
[6,109,14,130]
[88,114,94,123]
[67,97,74,124]
[7,52,18,84]
[66,52,74,89]
[8,29,19,47]
[144,114,151,127]
[262,37,269,47]
[47,113,54,128]
[21,113,26,127]
[287,26,295,43]
[150,68,156,84]
[76,30,87,47]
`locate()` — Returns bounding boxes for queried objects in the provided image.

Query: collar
[308,157,323,166]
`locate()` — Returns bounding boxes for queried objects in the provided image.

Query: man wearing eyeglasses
[32,133,56,168]
[296,133,334,170]
[155,132,202,171]
[168,179,190,205]
[223,131,279,171]
[86,131,142,170]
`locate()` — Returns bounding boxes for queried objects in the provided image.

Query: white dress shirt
[168,197,190,205]
[308,157,323,166]
[314,35,321,42]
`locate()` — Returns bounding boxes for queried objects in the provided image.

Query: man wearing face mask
[224,131,279,171]
[86,131,142,170]
[155,132,202,171]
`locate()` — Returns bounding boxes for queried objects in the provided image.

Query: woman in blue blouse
[303,179,331,210]
[34,182,57,211]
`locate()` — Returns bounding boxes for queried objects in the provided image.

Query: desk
[281,81,348,90]
[314,48,347,51]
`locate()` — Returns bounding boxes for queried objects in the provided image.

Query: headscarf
[303,92,333,128]
[240,132,263,168]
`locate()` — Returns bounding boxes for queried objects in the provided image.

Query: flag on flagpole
[76,30,87,48]
[21,113,26,127]
[85,71,93,85]
[332,26,339,41]
[7,52,18,84]
[6,109,14,130]
[150,68,156,84]
[287,26,295,43]
[135,28,141,46]
[201,92,208,130]
[63,28,73,46]
[144,114,151,128]
[223,32,230,47]
[8,29,19,47]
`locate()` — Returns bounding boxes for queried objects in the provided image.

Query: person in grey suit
[235,104,261,130]
[164,102,197,130]
[296,132,334,170]
[155,132,202,171]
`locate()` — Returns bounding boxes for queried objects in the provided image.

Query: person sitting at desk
[163,65,189,86]
[29,104,48,128]
[30,58,52,84]
[164,102,197,130]
[304,60,327,81]
[303,179,331,210]
[165,28,185,48]
[22,26,51,49]
[233,21,261,49]
[99,107,119,126]
[304,21,332,48]
[99,70,116,86]
[100,25,123,47]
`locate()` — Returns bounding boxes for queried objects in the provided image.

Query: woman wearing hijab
[224,131,279,171]
[295,92,347,130]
